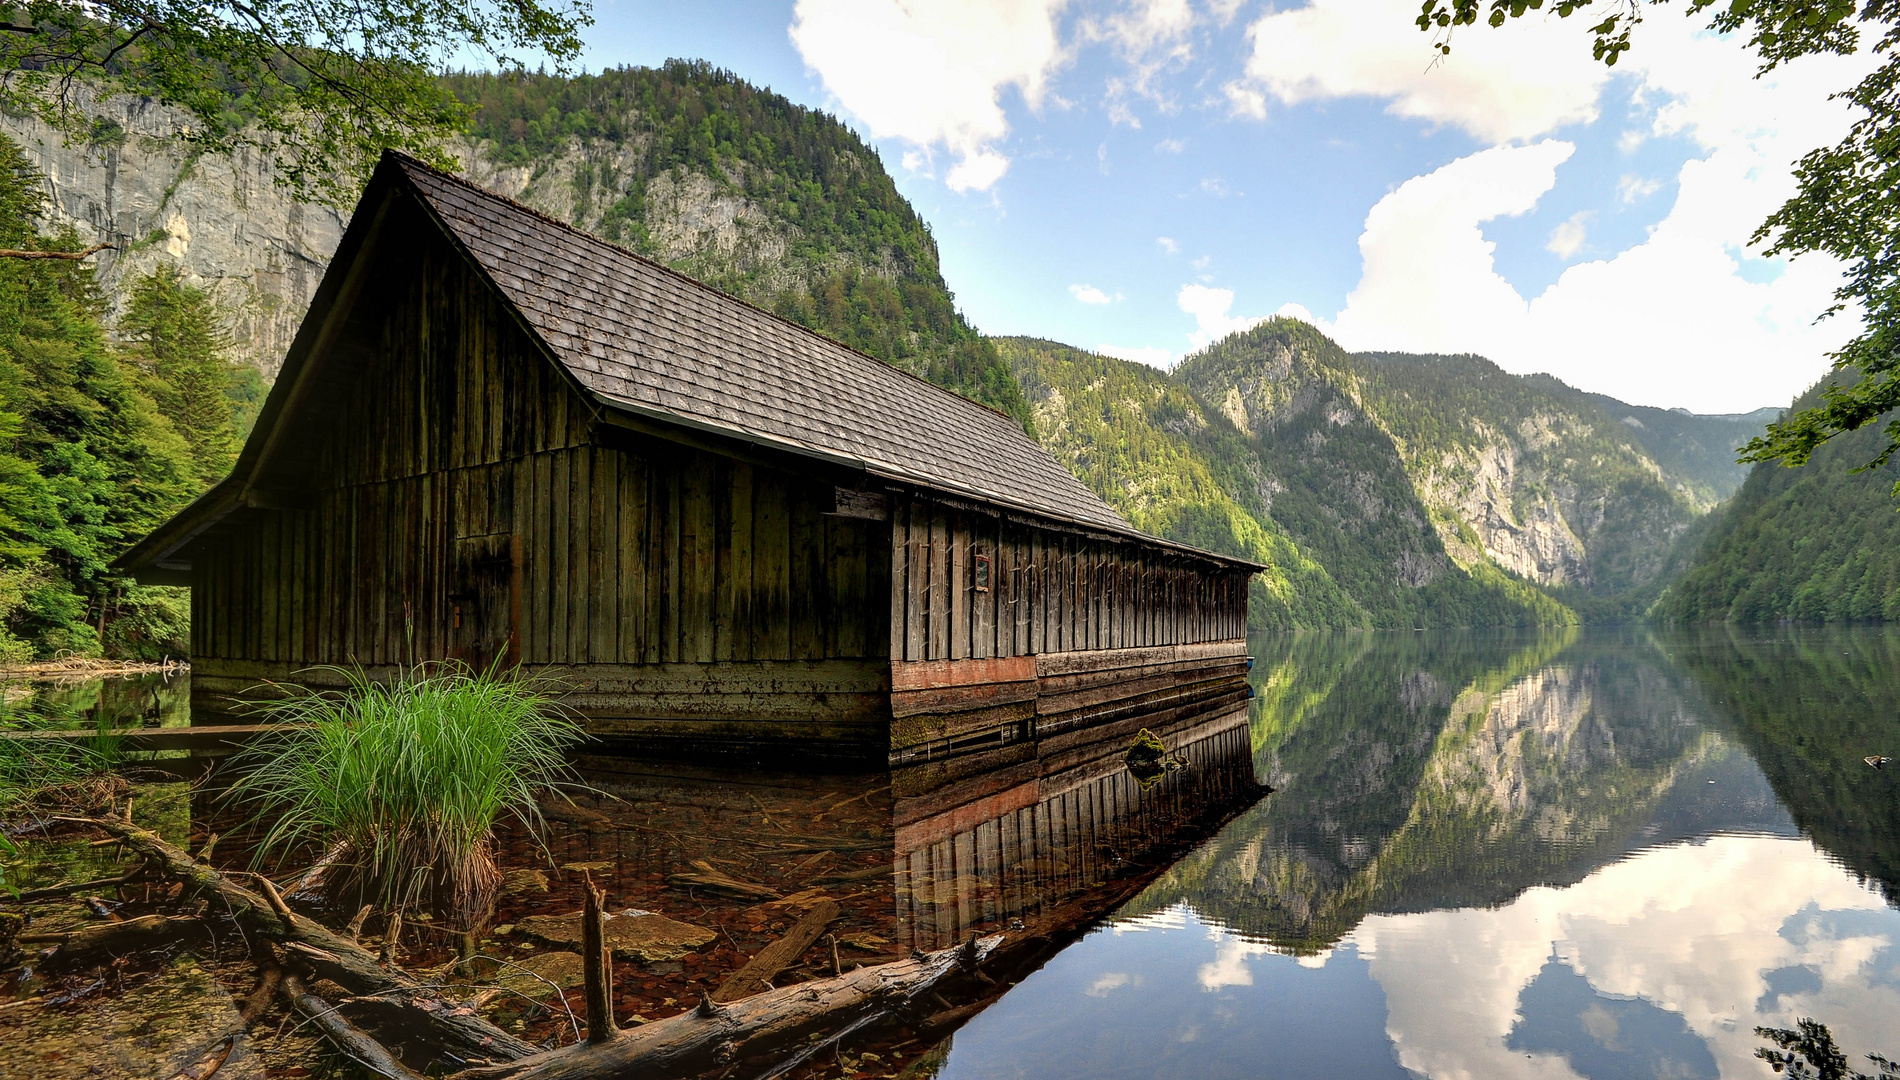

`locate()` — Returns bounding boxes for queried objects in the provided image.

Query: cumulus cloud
[1617,174,1662,203]
[1226,0,1609,142]
[1069,283,1116,304]
[1355,835,1899,1080]
[788,0,1068,193]
[1245,2,1875,410]
[1156,236,1179,254]
[1155,137,1186,153]
[1179,283,1263,348]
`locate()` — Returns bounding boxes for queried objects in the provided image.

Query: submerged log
[62,816,536,1064]
[448,935,1002,1080]
[712,900,839,1003]
[20,912,204,961]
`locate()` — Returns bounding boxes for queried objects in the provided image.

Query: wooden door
[449,533,520,672]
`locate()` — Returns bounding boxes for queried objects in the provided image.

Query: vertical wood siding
[887,494,1251,664]
[190,230,888,688]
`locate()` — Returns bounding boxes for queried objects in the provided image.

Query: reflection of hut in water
[117,151,1259,764]
[523,703,1259,960]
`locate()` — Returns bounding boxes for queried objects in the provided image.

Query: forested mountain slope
[1659,378,1900,623]
[442,62,1026,422]
[1007,321,1766,628]
[3,62,1027,422]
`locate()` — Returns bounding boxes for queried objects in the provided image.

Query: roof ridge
[383,149,1023,427]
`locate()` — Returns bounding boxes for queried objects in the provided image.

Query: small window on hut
[973,552,992,592]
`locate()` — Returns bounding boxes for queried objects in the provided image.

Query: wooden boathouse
[118,152,1260,763]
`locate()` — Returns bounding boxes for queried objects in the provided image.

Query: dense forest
[1658,376,1900,623]
[439,61,1029,425]
[0,135,252,659]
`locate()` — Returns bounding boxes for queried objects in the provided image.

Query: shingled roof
[398,156,1146,537]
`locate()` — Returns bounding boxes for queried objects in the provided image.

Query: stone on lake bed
[561,860,614,873]
[489,951,586,997]
[516,909,715,962]
[501,868,550,895]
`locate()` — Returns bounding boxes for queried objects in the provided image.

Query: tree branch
[0,242,115,261]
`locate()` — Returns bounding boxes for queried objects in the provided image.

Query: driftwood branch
[5,870,147,901]
[448,936,1003,1080]
[713,900,838,1003]
[283,972,425,1080]
[0,242,113,260]
[59,816,536,1064]
[19,912,204,962]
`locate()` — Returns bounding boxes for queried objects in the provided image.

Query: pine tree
[119,266,242,487]
[0,134,196,656]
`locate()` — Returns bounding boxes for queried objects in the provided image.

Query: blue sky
[565,0,1870,413]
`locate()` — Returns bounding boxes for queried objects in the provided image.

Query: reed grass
[0,708,130,813]
[227,661,584,924]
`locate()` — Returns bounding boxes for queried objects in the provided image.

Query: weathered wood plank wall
[887,495,1249,663]
[190,223,890,748]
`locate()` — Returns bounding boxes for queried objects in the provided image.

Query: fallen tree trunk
[449,936,1001,1080]
[19,913,204,962]
[64,815,536,1065]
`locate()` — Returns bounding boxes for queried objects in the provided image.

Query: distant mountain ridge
[1005,322,1774,627]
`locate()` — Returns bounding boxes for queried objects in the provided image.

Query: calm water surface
[928,626,1900,1080]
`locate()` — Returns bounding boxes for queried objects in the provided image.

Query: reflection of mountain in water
[1132,629,1800,952]
[1662,625,1900,903]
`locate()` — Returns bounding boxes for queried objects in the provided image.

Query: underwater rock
[489,951,586,997]
[516,908,715,962]
[501,868,550,895]
[1124,728,1170,769]
[0,955,266,1079]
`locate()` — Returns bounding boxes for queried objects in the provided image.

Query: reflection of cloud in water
[1353,835,1897,1079]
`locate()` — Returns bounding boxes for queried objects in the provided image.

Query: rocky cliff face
[1180,323,1714,598]
[4,80,928,382]
[2,91,345,376]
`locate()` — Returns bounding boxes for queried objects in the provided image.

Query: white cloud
[1546,210,1590,258]
[788,0,1069,193]
[1156,236,1179,254]
[1617,174,1662,203]
[1199,177,1231,197]
[1085,971,1134,997]
[1155,137,1186,153]
[1179,283,1263,348]
[1069,283,1116,304]
[1100,343,1175,368]
[1252,4,1876,410]
[1227,0,1610,142]
[1082,0,1199,113]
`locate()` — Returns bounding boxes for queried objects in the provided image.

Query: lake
[3,627,1896,1079]
[920,625,1900,1080]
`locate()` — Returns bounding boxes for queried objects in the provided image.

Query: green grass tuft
[227,661,585,925]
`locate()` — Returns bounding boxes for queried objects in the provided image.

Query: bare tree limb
[0,242,115,260]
